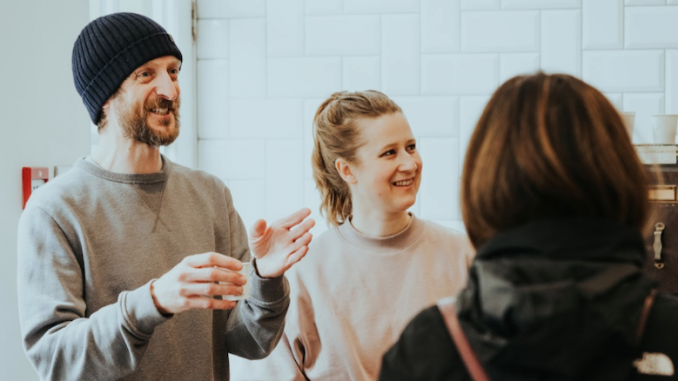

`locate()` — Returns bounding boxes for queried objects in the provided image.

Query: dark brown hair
[312,90,402,226]
[462,73,648,248]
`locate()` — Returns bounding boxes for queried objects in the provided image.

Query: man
[17,12,314,381]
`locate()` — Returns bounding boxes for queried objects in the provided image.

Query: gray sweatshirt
[17,156,290,381]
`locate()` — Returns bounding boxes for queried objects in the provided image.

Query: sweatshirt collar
[336,213,426,254]
[75,155,171,184]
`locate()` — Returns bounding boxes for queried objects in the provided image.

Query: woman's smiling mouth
[393,178,414,187]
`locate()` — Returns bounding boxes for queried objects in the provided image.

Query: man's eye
[381,150,395,157]
[138,71,151,78]
[408,144,416,151]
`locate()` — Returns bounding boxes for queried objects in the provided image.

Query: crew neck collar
[337,213,426,255]
[75,155,171,184]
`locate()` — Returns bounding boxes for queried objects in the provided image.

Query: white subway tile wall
[499,53,540,83]
[541,10,581,76]
[305,15,380,56]
[342,56,381,91]
[197,60,228,139]
[461,0,500,11]
[625,6,678,48]
[197,0,266,19]
[625,0,665,5]
[196,0,678,235]
[305,0,343,15]
[461,11,540,53]
[421,0,461,53]
[381,14,420,95]
[582,0,624,49]
[228,19,266,98]
[667,50,678,113]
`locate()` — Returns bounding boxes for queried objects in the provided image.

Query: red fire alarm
[22,167,49,209]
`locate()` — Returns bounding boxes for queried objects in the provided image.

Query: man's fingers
[249,219,267,240]
[183,252,243,271]
[290,219,315,240]
[276,208,312,230]
[181,267,247,285]
[187,296,238,310]
[181,283,244,298]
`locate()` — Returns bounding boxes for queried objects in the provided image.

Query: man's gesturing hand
[249,208,315,278]
[151,253,248,315]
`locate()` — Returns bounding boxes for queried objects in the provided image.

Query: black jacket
[380,218,678,381]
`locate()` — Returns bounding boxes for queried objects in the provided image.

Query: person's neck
[91,124,162,174]
[349,206,412,238]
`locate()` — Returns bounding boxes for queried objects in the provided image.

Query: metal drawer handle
[654,222,665,269]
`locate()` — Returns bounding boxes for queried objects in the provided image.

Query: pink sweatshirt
[231,215,474,381]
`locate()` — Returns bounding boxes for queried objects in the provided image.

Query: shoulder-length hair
[462,72,648,248]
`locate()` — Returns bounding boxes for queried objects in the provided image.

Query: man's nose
[155,72,178,101]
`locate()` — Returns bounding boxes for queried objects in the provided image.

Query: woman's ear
[335,158,357,185]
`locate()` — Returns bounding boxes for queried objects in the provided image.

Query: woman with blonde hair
[380,73,678,380]
[232,90,473,381]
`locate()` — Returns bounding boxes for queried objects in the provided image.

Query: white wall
[195,0,678,235]
[0,0,90,379]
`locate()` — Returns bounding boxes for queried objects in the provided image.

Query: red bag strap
[437,297,491,381]
[636,289,657,346]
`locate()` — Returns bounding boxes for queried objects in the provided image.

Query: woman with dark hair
[379,73,678,381]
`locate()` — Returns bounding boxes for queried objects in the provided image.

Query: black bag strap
[437,297,491,381]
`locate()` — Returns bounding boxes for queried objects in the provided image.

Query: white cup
[223,262,251,301]
[620,112,635,139]
[651,115,678,145]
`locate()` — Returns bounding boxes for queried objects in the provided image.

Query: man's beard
[115,95,181,147]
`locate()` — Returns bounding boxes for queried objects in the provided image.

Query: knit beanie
[72,12,183,124]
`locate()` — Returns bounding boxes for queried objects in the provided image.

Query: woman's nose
[399,153,418,172]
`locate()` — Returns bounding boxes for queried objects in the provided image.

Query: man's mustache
[145,97,180,112]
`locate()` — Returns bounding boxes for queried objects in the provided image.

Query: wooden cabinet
[645,165,678,293]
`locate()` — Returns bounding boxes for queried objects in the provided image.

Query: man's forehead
[138,55,182,69]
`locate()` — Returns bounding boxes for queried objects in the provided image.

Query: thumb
[250,219,267,241]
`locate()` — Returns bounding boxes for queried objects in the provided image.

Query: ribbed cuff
[249,259,289,303]
[120,280,172,337]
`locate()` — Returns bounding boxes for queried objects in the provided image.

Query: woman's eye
[381,150,396,157]
[138,71,151,78]
[408,144,416,151]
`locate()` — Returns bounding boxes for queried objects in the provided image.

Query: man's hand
[151,252,248,315]
[249,208,315,278]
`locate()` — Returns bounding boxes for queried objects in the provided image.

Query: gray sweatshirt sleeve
[17,205,171,381]
[221,187,290,360]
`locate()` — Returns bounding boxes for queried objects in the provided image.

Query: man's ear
[101,99,111,118]
[335,158,357,185]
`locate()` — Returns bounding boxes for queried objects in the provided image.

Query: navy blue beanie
[72,12,183,124]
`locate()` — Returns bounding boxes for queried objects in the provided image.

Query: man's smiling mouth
[150,108,169,115]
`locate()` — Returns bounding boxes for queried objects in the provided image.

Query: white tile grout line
[264,0,269,99]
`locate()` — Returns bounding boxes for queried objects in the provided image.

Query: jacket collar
[475,218,646,267]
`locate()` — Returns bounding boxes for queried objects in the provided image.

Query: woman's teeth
[394,179,414,187]
[151,108,169,115]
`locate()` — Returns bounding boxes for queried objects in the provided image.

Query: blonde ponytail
[311,90,402,225]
